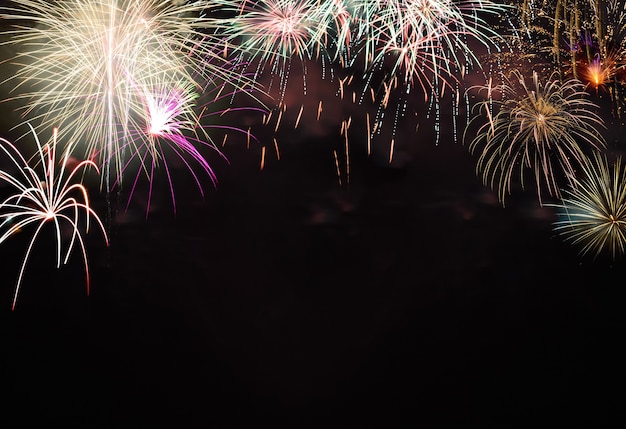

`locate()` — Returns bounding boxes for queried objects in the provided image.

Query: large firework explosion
[0,0,256,191]
[465,69,606,206]
[351,0,508,149]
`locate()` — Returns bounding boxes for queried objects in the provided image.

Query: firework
[581,55,618,90]
[218,0,319,62]
[213,0,341,102]
[0,0,247,191]
[310,0,355,62]
[341,0,509,149]
[359,1,506,92]
[119,70,266,217]
[0,126,108,310]
[552,151,626,261]
[465,70,606,206]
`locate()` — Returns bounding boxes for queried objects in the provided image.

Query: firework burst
[359,1,506,93]
[552,151,626,261]
[119,73,265,217]
[0,0,246,191]
[0,126,108,310]
[581,55,618,91]
[214,0,333,103]
[465,70,606,206]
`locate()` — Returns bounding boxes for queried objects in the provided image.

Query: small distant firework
[465,70,606,205]
[552,151,626,261]
[0,0,246,191]
[219,0,318,62]
[0,126,108,310]
[578,48,626,116]
[581,55,618,90]
[214,0,328,102]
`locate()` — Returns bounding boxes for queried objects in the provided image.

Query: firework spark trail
[348,1,507,90]
[309,0,359,63]
[121,79,213,217]
[552,151,626,261]
[0,0,254,191]
[465,69,606,206]
[213,0,333,103]
[329,1,509,149]
[0,125,108,310]
[117,73,266,217]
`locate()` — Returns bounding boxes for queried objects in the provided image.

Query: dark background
[1,6,626,428]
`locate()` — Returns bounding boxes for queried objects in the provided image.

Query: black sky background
[1,3,626,427]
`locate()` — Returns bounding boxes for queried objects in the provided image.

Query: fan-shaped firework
[465,70,606,205]
[581,54,619,91]
[0,126,108,310]
[0,0,249,191]
[552,151,626,261]
[119,74,265,217]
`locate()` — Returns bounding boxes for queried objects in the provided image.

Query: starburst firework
[552,151,626,261]
[465,70,606,205]
[0,126,108,310]
[213,0,332,103]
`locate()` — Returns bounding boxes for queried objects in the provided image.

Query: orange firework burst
[581,55,617,90]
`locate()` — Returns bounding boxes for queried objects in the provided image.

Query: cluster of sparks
[0,126,108,310]
[552,151,626,261]
[466,70,606,206]
[0,0,253,191]
[3,0,626,308]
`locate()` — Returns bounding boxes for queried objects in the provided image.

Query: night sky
[1,2,626,427]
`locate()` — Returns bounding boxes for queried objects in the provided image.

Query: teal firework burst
[552,151,626,261]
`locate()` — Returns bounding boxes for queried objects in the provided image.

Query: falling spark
[366,112,371,156]
[273,137,280,160]
[333,149,342,186]
[275,107,284,133]
[295,104,304,128]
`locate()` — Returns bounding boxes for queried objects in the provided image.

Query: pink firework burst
[119,75,265,217]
